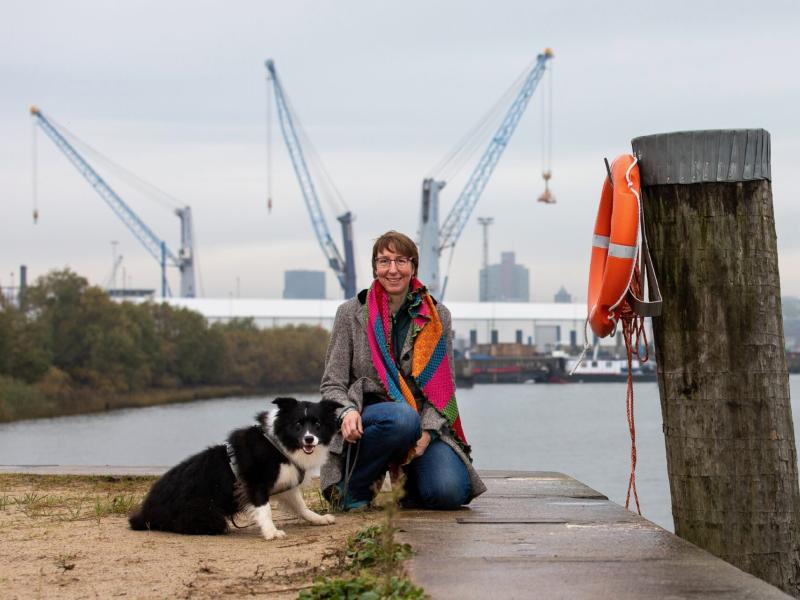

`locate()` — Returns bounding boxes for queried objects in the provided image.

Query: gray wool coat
[319,290,486,502]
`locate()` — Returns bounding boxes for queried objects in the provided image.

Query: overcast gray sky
[2,0,799,302]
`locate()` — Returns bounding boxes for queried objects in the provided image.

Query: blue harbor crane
[30,107,196,297]
[265,59,357,299]
[418,48,554,299]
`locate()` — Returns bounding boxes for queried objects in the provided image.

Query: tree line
[0,269,330,420]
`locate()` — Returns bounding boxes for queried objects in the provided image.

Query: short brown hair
[372,231,419,277]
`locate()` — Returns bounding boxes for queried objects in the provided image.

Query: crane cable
[267,74,350,220]
[290,95,350,217]
[426,61,532,183]
[537,61,555,204]
[32,119,38,223]
[541,60,553,176]
[266,69,273,213]
[45,115,182,212]
[431,61,535,298]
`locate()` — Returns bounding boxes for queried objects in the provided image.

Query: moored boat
[563,357,656,383]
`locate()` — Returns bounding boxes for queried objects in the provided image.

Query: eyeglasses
[374,256,413,270]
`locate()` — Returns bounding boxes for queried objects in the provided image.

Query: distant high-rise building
[554,286,572,303]
[283,270,325,299]
[479,252,529,302]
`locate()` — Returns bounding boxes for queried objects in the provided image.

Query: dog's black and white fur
[129,397,340,540]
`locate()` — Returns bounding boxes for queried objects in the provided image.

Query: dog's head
[266,397,341,456]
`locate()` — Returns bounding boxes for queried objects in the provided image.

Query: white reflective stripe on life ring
[608,242,637,259]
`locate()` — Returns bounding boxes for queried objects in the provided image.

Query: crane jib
[265,60,356,298]
[439,54,550,248]
[416,48,553,299]
[30,108,195,297]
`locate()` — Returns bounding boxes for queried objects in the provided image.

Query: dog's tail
[128,508,148,530]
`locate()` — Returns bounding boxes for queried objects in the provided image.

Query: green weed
[300,475,426,599]
[346,525,413,572]
[7,491,133,521]
[93,494,138,520]
[14,492,54,517]
[299,573,425,600]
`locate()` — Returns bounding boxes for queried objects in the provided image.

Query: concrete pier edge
[0,466,790,598]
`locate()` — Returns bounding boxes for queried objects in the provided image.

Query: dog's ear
[272,397,297,412]
[318,399,343,414]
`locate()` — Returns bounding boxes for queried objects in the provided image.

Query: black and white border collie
[129,397,340,540]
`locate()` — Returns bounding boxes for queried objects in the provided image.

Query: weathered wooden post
[631,129,800,595]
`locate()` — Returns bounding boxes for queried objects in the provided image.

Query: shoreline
[0,382,321,424]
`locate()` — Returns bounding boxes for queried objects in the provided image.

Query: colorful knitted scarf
[366,278,468,449]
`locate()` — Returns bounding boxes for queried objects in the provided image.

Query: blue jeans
[342,402,471,510]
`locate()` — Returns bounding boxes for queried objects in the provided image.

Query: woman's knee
[417,470,471,510]
[364,402,420,446]
[413,445,471,510]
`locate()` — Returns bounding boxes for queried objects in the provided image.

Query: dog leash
[225,432,307,487]
[340,439,361,508]
[261,429,307,483]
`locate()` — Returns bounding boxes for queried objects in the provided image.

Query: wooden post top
[631,129,771,186]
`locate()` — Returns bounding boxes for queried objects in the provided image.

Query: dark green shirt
[391,294,413,365]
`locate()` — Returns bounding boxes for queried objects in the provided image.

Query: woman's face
[375,245,414,296]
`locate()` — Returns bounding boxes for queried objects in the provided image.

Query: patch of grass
[300,573,425,600]
[0,473,157,493]
[307,487,332,514]
[14,492,53,517]
[0,494,10,511]
[93,494,138,520]
[3,484,145,522]
[346,525,413,572]
[301,476,427,600]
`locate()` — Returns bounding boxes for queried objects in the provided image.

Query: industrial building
[283,270,326,299]
[479,251,530,302]
[554,286,572,303]
[158,297,599,352]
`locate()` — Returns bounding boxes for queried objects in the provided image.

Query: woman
[320,230,486,510]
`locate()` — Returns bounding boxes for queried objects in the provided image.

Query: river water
[2,375,799,532]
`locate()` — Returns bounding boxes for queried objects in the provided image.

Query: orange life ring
[588,154,641,337]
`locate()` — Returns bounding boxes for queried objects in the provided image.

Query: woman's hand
[414,431,432,457]
[341,410,363,443]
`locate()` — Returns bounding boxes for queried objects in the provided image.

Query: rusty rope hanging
[616,264,651,515]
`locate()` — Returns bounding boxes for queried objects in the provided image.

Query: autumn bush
[0,269,330,421]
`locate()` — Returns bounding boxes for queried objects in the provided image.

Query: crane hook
[537,170,556,204]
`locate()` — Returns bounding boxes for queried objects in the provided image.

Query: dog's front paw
[262,528,286,540]
[309,513,335,526]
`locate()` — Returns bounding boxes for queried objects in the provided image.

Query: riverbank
[0,379,319,424]
[0,473,384,599]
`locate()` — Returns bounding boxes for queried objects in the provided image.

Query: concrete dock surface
[397,470,791,599]
[1,466,790,598]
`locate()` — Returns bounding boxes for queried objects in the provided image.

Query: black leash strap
[341,440,361,508]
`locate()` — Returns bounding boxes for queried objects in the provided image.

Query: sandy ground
[0,474,382,599]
